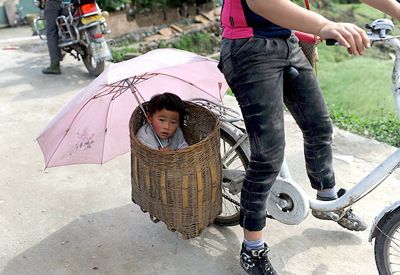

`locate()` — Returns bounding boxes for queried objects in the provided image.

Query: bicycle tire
[214,128,249,226]
[374,208,400,275]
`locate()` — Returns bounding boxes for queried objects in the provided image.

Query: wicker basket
[129,101,222,239]
[299,40,317,67]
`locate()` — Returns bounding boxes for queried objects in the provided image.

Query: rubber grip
[326,39,338,46]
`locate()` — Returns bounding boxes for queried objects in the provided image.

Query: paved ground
[1,26,400,275]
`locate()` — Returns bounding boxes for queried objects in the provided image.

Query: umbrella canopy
[37,48,228,168]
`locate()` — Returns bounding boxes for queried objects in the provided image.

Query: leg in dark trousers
[43,0,62,74]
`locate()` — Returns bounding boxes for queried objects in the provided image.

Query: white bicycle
[193,18,400,275]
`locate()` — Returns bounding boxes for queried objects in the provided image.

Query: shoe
[312,191,367,231]
[42,63,61,75]
[240,242,277,275]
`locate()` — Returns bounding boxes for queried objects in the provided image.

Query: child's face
[147,109,180,139]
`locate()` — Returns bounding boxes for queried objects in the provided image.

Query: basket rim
[130,101,220,156]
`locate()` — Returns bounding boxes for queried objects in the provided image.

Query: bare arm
[246,0,329,36]
[246,0,370,55]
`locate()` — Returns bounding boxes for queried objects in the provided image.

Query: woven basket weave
[129,101,222,239]
[299,40,316,67]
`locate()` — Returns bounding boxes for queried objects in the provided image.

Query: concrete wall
[0,0,9,27]
[0,7,7,27]
[0,0,36,27]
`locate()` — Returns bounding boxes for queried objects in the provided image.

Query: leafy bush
[333,0,360,3]
[130,0,209,10]
[157,31,217,55]
[111,47,138,62]
[167,0,196,8]
[329,106,400,147]
[97,0,130,11]
[172,32,215,54]
[111,31,217,62]
[98,0,211,12]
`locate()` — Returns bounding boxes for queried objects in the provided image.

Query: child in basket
[136,93,189,151]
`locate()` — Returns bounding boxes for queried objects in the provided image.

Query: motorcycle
[33,0,113,76]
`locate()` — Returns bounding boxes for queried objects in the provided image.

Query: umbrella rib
[153,73,221,102]
[95,75,156,101]
[44,97,99,167]
[126,78,146,103]
[44,84,129,167]
[93,81,130,100]
[126,72,220,101]
[100,90,118,165]
[100,77,147,164]
[99,81,134,163]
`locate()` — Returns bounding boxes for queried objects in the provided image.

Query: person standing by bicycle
[42,0,64,74]
[218,0,400,274]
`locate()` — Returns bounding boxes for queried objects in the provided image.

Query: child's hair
[147,93,186,127]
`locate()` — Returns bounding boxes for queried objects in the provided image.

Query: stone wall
[106,11,139,38]
[106,2,215,38]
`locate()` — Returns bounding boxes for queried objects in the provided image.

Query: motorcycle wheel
[83,53,105,77]
[214,128,249,226]
[374,208,400,275]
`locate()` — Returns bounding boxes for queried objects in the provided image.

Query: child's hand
[318,22,370,56]
[159,146,172,152]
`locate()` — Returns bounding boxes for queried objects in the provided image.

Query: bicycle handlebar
[325,19,400,47]
[326,34,400,46]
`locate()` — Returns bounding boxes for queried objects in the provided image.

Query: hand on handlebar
[318,22,370,55]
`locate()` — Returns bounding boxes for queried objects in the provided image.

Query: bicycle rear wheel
[214,128,249,226]
[374,208,400,274]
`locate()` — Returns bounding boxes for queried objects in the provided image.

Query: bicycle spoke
[224,154,239,167]
[215,129,249,225]
[390,234,400,252]
[221,143,240,167]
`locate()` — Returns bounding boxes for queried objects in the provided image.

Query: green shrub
[333,0,360,3]
[97,0,130,11]
[130,0,209,10]
[111,47,138,62]
[329,105,400,147]
[157,31,217,54]
[172,31,214,55]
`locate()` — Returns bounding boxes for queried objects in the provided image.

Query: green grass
[111,46,138,62]
[159,31,216,55]
[350,4,387,21]
[311,3,400,146]
[317,43,395,119]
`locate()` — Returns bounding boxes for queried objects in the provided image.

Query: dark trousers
[218,34,335,231]
[45,0,63,64]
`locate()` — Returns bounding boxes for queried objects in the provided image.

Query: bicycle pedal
[337,188,347,198]
[325,211,340,221]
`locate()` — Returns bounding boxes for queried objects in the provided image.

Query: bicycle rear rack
[190,98,243,123]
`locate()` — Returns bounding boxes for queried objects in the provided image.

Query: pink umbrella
[37,48,228,168]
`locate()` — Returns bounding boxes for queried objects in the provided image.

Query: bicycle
[193,18,400,275]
